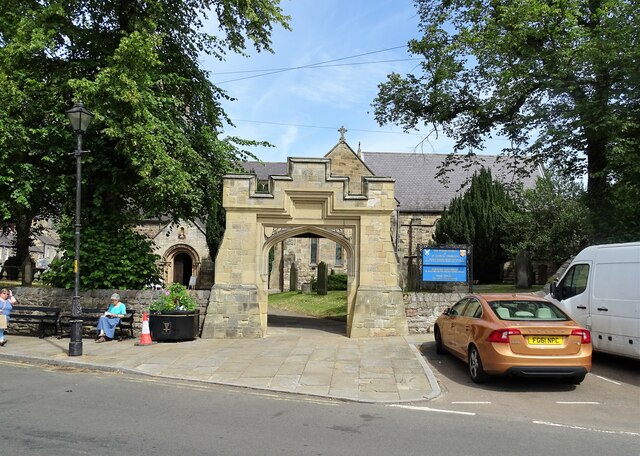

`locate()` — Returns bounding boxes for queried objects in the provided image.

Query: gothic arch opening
[263,226,355,336]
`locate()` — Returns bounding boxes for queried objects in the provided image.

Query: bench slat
[59,308,136,339]
[6,306,61,338]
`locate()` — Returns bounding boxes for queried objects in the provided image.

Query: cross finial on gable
[338,126,347,142]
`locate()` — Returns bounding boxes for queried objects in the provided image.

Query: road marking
[389,404,475,416]
[452,401,491,404]
[533,421,640,437]
[555,401,600,405]
[0,360,32,369]
[594,375,622,385]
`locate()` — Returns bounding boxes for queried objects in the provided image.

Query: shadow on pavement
[267,310,346,336]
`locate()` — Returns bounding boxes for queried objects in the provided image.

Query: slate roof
[241,152,544,213]
[361,152,543,212]
[242,161,288,181]
[0,232,59,249]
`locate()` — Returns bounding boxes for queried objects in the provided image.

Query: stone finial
[338,126,347,142]
[357,142,362,157]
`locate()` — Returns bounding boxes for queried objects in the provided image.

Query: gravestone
[515,251,534,289]
[21,257,33,286]
[289,263,298,292]
[317,261,328,295]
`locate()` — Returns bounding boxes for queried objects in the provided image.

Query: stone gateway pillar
[201,142,408,338]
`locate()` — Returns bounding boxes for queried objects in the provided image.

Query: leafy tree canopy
[43,215,161,290]
[0,0,290,287]
[502,173,590,266]
[374,0,639,241]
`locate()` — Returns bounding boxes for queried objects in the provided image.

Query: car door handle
[596,307,608,312]
[576,306,587,309]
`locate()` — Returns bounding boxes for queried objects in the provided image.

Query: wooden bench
[7,305,62,338]
[60,308,136,340]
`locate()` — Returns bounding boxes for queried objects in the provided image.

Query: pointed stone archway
[263,225,356,334]
[201,152,408,339]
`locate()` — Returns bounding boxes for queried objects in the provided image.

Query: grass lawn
[268,284,545,320]
[268,291,347,320]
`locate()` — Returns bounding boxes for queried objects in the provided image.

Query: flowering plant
[150,282,197,312]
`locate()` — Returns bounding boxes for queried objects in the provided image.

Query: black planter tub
[149,310,199,341]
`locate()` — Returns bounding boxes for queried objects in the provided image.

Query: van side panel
[591,262,640,358]
[548,242,640,360]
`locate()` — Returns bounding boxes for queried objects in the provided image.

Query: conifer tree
[433,168,515,283]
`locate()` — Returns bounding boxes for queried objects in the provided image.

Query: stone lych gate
[200,139,408,338]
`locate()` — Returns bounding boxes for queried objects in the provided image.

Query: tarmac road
[1,360,638,456]
[420,340,640,435]
[1,307,637,438]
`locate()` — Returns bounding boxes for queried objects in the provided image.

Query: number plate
[528,336,563,345]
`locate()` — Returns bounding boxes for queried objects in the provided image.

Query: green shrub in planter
[150,282,197,312]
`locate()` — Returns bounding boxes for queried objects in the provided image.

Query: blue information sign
[422,248,468,283]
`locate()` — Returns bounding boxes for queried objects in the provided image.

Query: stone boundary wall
[404,292,466,334]
[403,290,546,334]
[8,288,540,337]
[7,287,211,337]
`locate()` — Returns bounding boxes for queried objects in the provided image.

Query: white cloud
[279,126,299,156]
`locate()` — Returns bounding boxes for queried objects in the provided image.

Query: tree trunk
[585,131,610,242]
[14,214,33,268]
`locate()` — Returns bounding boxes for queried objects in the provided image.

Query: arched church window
[310,238,318,265]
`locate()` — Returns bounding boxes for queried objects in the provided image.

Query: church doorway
[173,252,193,286]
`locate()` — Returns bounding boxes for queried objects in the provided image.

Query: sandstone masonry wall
[403,291,467,334]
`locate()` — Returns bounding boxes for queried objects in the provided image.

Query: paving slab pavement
[0,315,439,403]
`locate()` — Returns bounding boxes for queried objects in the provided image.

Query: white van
[547,242,640,360]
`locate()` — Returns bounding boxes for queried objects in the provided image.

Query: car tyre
[434,326,445,354]
[468,345,488,383]
[564,374,586,385]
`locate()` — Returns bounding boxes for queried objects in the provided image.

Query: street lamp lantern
[66,102,94,133]
[66,101,93,357]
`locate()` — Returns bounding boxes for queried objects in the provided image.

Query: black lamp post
[65,102,94,357]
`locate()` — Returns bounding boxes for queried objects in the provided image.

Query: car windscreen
[488,300,570,321]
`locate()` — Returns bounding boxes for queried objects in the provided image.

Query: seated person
[96,293,126,343]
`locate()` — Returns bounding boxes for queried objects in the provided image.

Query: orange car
[434,294,592,384]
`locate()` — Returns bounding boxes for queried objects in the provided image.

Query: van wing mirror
[549,282,559,299]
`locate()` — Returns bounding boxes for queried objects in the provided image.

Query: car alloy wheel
[468,345,487,383]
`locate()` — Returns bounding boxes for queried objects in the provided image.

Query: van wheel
[468,345,488,383]
[564,374,586,385]
[434,326,445,354]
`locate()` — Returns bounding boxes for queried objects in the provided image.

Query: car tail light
[487,328,522,343]
[571,329,592,344]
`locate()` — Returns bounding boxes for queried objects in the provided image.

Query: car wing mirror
[442,307,450,316]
